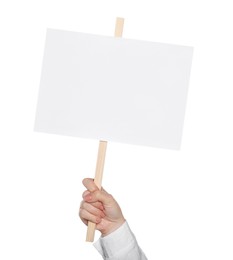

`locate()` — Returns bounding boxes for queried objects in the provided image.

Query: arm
[79,178,147,260]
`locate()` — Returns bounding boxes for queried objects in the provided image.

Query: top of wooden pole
[115,17,124,37]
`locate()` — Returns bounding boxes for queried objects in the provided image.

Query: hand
[79,178,125,236]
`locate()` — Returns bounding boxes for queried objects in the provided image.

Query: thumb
[82,178,99,192]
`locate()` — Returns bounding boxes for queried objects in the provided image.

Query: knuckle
[82,190,87,198]
[107,194,113,199]
[106,194,113,202]
[79,208,83,217]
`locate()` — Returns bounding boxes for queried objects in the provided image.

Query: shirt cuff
[93,221,137,258]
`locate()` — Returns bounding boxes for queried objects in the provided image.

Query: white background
[0,1,232,259]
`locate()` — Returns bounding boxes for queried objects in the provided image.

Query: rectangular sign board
[35,29,193,149]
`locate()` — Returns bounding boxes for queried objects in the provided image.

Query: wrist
[101,217,126,237]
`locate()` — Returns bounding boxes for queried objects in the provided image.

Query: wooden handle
[86,141,108,242]
[86,17,124,242]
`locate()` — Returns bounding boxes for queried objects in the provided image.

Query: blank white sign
[35,29,193,149]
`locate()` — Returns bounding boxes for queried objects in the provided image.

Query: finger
[78,203,89,225]
[82,190,90,198]
[81,200,103,210]
[82,178,99,192]
[80,198,104,210]
[81,202,105,218]
[79,209,88,226]
[90,201,104,210]
[84,190,114,205]
[79,208,102,224]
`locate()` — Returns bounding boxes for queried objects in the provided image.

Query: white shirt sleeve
[93,221,147,260]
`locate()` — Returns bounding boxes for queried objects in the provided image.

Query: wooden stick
[86,17,124,242]
[115,17,125,37]
[86,140,107,242]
